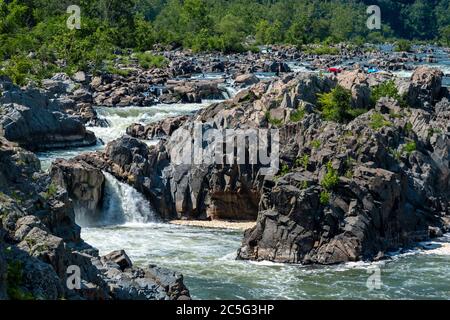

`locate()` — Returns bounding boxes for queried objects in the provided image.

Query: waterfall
[100,172,158,225]
[221,85,238,99]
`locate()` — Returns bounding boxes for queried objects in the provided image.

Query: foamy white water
[36,57,450,300]
[82,222,450,300]
[37,102,211,170]
[92,103,209,144]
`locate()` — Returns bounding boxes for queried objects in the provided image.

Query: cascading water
[91,103,209,145]
[99,172,157,225]
[37,103,210,170]
[36,57,450,299]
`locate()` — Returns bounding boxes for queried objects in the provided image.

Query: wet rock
[101,250,133,271]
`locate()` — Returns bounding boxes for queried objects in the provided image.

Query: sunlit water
[37,60,450,300]
[82,222,450,300]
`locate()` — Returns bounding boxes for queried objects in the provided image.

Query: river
[36,57,450,300]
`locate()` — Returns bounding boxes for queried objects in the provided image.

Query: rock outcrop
[0,136,190,299]
[80,68,449,266]
[126,115,190,140]
[407,66,444,108]
[337,69,371,109]
[0,78,97,151]
[50,159,105,226]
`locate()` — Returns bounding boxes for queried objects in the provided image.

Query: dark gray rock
[0,80,97,151]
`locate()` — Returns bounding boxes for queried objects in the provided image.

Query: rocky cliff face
[0,136,190,299]
[78,66,450,265]
[49,159,105,226]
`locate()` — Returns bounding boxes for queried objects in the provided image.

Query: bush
[304,45,340,56]
[277,164,290,177]
[371,80,401,105]
[318,85,359,123]
[395,40,412,52]
[403,141,417,155]
[289,107,306,122]
[311,140,321,149]
[320,191,331,205]
[295,154,309,170]
[43,183,58,200]
[7,261,34,300]
[370,112,392,130]
[321,162,339,190]
[265,111,284,127]
[135,52,168,69]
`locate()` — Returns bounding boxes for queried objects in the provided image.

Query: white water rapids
[36,70,450,300]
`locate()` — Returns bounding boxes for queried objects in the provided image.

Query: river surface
[37,56,450,300]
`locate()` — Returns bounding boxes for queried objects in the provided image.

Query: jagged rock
[77,67,449,266]
[408,66,444,108]
[126,115,189,140]
[337,69,371,109]
[50,159,105,226]
[42,73,76,95]
[264,61,291,73]
[101,250,133,271]
[0,135,190,300]
[0,80,97,151]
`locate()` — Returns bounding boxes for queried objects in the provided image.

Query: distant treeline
[1,0,449,84]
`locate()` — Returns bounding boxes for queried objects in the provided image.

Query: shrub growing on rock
[403,141,417,155]
[320,191,330,205]
[370,112,392,130]
[265,111,284,127]
[395,39,412,52]
[321,162,339,190]
[135,52,168,69]
[289,107,306,122]
[370,80,401,106]
[317,85,365,123]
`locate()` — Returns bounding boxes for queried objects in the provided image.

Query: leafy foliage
[317,86,365,123]
[265,111,283,127]
[403,141,417,155]
[395,39,412,52]
[321,162,339,190]
[1,0,450,85]
[289,107,306,122]
[135,52,168,69]
[371,80,401,105]
[7,261,34,300]
[320,191,330,205]
[370,112,392,130]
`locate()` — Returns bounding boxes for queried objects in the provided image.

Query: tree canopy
[0,0,449,84]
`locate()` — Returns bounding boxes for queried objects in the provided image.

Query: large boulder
[337,69,371,109]
[234,74,260,88]
[50,159,105,226]
[0,79,97,151]
[407,66,444,108]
